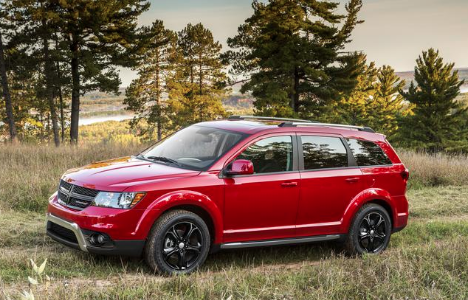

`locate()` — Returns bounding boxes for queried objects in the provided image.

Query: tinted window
[347,139,392,166]
[301,136,348,170]
[237,136,293,174]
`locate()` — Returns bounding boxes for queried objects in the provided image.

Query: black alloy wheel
[145,210,211,275]
[162,222,203,270]
[345,203,392,255]
[358,212,387,253]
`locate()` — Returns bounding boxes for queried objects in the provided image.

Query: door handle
[345,177,360,183]
[281,182,298,187]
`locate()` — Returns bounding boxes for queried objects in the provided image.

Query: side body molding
[340,188,396,232]
[135,190,224,244]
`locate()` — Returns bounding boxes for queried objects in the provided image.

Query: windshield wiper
[145,156,182,167]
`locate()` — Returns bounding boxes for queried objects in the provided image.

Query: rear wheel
[345,204,391,255]
[145,210,210,275]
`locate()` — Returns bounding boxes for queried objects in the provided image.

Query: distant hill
[396,67,468,91]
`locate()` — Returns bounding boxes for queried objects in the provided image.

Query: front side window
[347,139,392,166]
[301,136,348,170]
[237,136,293,174]
[140,125,244,170]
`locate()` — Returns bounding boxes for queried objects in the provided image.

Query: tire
[345,204,392,255]
[144,209,211,275]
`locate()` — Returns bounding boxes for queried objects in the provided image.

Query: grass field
[1,143,468,299]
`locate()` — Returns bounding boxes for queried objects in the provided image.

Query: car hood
[61,156,200,192]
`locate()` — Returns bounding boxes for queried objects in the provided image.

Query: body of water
[79,114,134,126]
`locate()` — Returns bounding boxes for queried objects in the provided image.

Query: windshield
[139,125,246,171]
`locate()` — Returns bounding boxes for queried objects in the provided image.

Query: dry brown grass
[0,143,145,212]
[398,149,468,187]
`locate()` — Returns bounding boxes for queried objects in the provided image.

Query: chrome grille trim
[58,180,99,210]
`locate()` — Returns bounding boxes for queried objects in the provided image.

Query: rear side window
[237,136,293,174]
[347,139,392,166]
[301,136,348,170]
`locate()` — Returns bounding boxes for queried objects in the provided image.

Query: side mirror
[225,159,254,176]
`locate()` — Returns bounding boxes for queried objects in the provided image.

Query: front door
[223,134,300,243]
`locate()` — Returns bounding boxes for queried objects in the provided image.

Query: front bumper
[46,213,145,257]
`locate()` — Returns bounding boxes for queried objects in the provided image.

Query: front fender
[341,188,396,232]
[135,190,223,244]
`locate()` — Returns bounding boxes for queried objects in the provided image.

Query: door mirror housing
[225,159,254,176]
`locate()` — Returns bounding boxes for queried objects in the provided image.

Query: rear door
[296,134,364,237]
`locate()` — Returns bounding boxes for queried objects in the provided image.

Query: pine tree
[0,3,17,143]
[330,58,408,137]
[124,21,176,141]
[370,65,408,137]
[328,55,377,126]
[225,0,364,119]
[53,0,150,144]
[399,48,467,152]
[166,23,226,129]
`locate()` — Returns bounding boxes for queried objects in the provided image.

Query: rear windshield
[347,139,392,166]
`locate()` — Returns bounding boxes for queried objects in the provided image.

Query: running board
[220,234,341,250]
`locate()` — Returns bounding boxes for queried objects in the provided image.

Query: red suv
[46,116,409,274]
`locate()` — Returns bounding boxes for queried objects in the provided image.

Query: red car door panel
[222,134,300,243]
[296,168,363,236]
[223,172,300,242]
[295,135,364,236]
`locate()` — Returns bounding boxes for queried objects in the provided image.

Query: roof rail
[280,122,375,133]
[227,115,375,133]
[228,115,313,123]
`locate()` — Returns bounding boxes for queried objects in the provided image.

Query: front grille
[72,185,99,197]
[48,222,78,244]
[58,180,99,210]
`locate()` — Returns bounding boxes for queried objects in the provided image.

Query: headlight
[93,192,145,209]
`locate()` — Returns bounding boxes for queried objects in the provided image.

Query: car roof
[197,119,387,143]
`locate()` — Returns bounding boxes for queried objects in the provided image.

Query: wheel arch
[341,188,397,232]
[137,190,223,245]
[163,204,216,244]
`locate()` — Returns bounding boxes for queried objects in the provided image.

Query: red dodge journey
[46,116,409,274]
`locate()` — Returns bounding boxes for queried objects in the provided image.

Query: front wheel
[345,204,392,255]
[145,210,211,275]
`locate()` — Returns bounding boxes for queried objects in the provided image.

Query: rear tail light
[400,169,410,181]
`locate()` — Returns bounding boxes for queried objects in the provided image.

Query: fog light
[89,233,107,246]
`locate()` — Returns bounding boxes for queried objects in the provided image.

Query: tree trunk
[54,36,65,142]
[56,63,65,143]
[42,24,60,147]
[0,30,17,143]
[70,38,80,144]
[292,67,300,113]
[155,50,161,141]
[199,53,203,96]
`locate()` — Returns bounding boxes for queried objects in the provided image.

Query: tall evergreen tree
[0,4,17,142]
[370,65,408,137]
[329,57,409,137]
[166,23,226,129]
[53,0,150,144]
[226,0,364,119]
[399,48,467,152]
[124,21,176,141]
[328,55,377,126]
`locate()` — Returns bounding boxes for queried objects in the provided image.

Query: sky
[118,0,468,87]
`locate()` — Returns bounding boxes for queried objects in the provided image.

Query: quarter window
[301,136,348,170]
[237,136,293,174]
[347,139,392,166]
